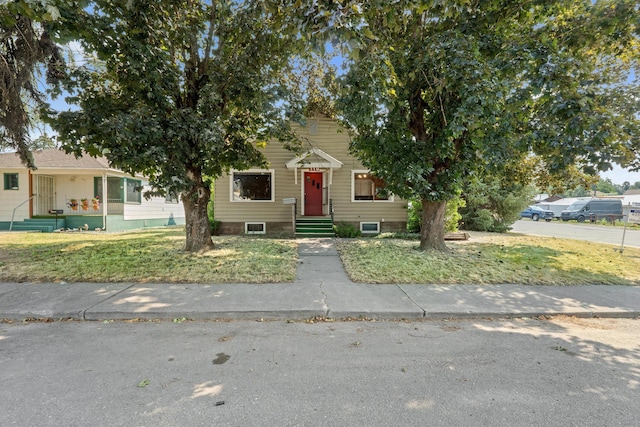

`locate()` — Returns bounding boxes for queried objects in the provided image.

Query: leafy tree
[0,0,65,168]
[622,181,631,193]
[333,0,639,250]
[32,134,57,150]
[50,1,305,251]
[593,178,619,195]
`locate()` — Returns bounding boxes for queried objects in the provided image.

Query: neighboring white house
[0,149,185,232]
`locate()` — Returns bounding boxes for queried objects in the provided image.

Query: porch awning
[286,148,343,185]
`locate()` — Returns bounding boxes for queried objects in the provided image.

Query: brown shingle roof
[0,149,111,170]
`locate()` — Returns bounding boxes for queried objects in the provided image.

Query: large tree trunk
[182,181,214,252]
[420,199,448,251]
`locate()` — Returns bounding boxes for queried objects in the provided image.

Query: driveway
[510,219,640,248]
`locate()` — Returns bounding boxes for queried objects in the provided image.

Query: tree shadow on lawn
[0,234,296,283]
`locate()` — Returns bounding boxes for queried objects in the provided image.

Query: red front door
[304,172,323,216]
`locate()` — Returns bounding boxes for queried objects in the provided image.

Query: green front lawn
[0,228,297,283]
[337,233,640,285]
[2,228,639,286]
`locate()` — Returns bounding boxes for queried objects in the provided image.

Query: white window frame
[245,222,266,234]
[124,178,142,204]
[351,170,394,202]
[360,222,380,234]
[230,169,275,202]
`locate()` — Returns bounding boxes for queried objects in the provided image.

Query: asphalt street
[1,317,638,426]
[510,219,640,248]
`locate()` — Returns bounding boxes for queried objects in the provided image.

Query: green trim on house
[65,215,104,230]
[2,214,183,232]
[3,173,19,190]
[105,214,183,232]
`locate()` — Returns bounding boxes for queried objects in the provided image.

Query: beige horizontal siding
[0,169,30,221]
[214,115,407,224]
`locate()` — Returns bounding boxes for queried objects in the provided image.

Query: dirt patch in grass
[336,232,640,285]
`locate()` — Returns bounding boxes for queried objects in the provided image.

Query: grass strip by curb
[337,234,640,285]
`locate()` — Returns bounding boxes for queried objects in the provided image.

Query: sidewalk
[1,238,639,321]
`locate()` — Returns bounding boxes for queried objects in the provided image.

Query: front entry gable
[286,148,343,170]
[286,148,343,185]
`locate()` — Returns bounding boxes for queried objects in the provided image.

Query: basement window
[245,222,266,234]
[360,222,380,234]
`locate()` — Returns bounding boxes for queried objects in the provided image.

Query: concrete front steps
[295,217,334,237]
[8,218,66,233]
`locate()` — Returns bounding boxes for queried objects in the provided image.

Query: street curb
[3,309,638,323]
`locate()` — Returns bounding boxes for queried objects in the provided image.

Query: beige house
[0,149,185,232]
[214,115,407,236]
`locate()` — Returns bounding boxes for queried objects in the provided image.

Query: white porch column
[102,173,107,229]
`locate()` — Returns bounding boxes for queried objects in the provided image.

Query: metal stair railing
[9,195,35,231]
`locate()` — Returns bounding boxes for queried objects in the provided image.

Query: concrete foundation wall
[217,221,294,237]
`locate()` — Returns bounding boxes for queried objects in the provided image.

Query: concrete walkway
[1,238,639,321]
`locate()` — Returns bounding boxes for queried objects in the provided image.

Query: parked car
[560,199,623,222]
[520,205,555,222]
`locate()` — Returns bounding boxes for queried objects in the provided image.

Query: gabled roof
[0,148,112,170]
[285,148,343,169]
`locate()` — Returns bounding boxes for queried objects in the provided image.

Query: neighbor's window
[125,179,142,204]
[94,177,126,202]
[352,170,392,202]
[165,191,179,204]
[4,173,19,190]
[231,170,274,202]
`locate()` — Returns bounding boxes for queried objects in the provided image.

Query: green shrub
[459,177,535,233]
[462,208,495,232]
[334,222,361,238]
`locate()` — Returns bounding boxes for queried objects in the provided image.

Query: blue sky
[601,165,640,185]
